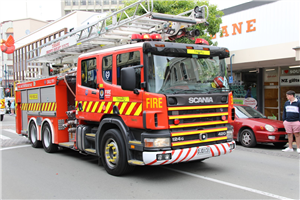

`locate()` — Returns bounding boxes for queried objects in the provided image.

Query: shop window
[88,0,94,5]
[81,58,97,89]
[95,0,101,5]
[111,0,117,4]
[65,0,71,5]
[103,0,109,5]
[81,0,86,5]
[73,0,79,6]
[102,55,112,84]
[116,51,141,88]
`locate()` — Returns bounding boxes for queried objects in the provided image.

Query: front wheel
[240,129,257,147]
[100,129,135,176]
[42,123,58,153]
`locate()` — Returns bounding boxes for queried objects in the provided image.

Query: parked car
[231,104,288,148]
[5,97,14,114]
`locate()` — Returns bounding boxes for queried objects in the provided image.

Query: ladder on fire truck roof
[25,0,208,79]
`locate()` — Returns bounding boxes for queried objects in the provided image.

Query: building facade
[62,0,124,15]
[213,0,300,120]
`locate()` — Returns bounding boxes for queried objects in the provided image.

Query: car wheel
[29,122,42,148]
[42,123,58,153]
[0,114,3,121]
[100,129,135,176]
[273,142,287,148]
[240,129,257,147]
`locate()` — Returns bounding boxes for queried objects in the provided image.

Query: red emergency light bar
[131,33,162,42]
[195,38,209,45]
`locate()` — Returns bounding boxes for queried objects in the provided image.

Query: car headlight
[144,138,170,148]
[265,124,275,132]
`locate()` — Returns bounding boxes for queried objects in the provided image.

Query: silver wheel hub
[43,128,51,148]
[104,138,119,169]
[242,132,251,145]
[30,125,37,143]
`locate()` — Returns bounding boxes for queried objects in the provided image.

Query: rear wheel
[100,129,135,176]
[29,122,42,148]
[240,129,257,147]
[42,123,58,153]
[273,142,287,148]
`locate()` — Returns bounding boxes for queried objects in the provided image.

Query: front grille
[168,104,230,149]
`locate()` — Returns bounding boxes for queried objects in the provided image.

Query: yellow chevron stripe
[86,101,93,112]
[134,104,142,116]
[126,102,136,115]
[119,102,127,114]
[169,120,228,129]
[98,102,105,113]
[41,103,44,111]
[82,101,87,112]
[51,103,55,111]
[111,102,119,114]
[54,103,57,111]
[91,102,99,113]
[47,103,51,111]
[75,101,78,107]
[29,103,33,111]
[104,102,112,113]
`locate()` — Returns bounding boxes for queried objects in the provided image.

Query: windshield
[0,88,4,99]
[147,55,229,94]
[235,106,266,119]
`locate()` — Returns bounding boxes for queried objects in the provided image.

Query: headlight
[144,138,170,148]
[227,129,233,140]
[265,124,275,132]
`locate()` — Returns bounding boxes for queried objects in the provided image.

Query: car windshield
[235,106,266,119]
[147,55,229,94]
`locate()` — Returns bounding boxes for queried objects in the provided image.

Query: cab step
[128,160,144,166]
[59,142,75,148]
[85,148,96,154]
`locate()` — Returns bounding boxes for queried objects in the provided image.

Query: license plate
[285,134,288,139]
[197,147,210,155]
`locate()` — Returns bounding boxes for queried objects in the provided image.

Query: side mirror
[121,67,136,91]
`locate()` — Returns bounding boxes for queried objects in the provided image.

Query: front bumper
[255,131,288,143]
[142,141,236,166]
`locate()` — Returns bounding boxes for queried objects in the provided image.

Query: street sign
[229,76,233,83]
[5,88,10,93]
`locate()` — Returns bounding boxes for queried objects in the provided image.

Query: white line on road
[0,123,16,126]
[3,129,17,134]
[166,167,293,200]
[0,145,31,151]
[0,134,11,140]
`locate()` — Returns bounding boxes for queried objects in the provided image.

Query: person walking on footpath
[10,100,15,116]
[282,90,300,153]
[7,100,11,114]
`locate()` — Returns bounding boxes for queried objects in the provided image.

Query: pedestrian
[7,100,11,113]
[10,100,15,116]
[282,90,300,153]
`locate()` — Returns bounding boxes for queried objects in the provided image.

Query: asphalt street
[1,114,299,199]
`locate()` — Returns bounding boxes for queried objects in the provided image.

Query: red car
[231,104,288,148]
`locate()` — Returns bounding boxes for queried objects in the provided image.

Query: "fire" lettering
[146,98,163,108]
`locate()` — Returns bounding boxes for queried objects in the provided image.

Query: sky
[0,0,252,22]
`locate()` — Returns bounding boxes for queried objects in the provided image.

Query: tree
[122,0,224,46]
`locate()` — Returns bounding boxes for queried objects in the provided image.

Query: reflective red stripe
[215,145,221,156]
[170,149,183,164]
[179,148,191,163]
[221,144,227,154]
[187,147,199,161]
[146,159,157,165]
[210,146,215,157]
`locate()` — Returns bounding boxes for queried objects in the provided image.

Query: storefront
[213,0,300,119]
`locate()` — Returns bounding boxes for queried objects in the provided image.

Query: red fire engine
[15,1,235,176]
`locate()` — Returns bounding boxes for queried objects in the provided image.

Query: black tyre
[273,142,287,148]
[29,122,42,148]
[240,129,257,147]
[0,114,3,121]
[100,129,135,176]
[42,123,58,153]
